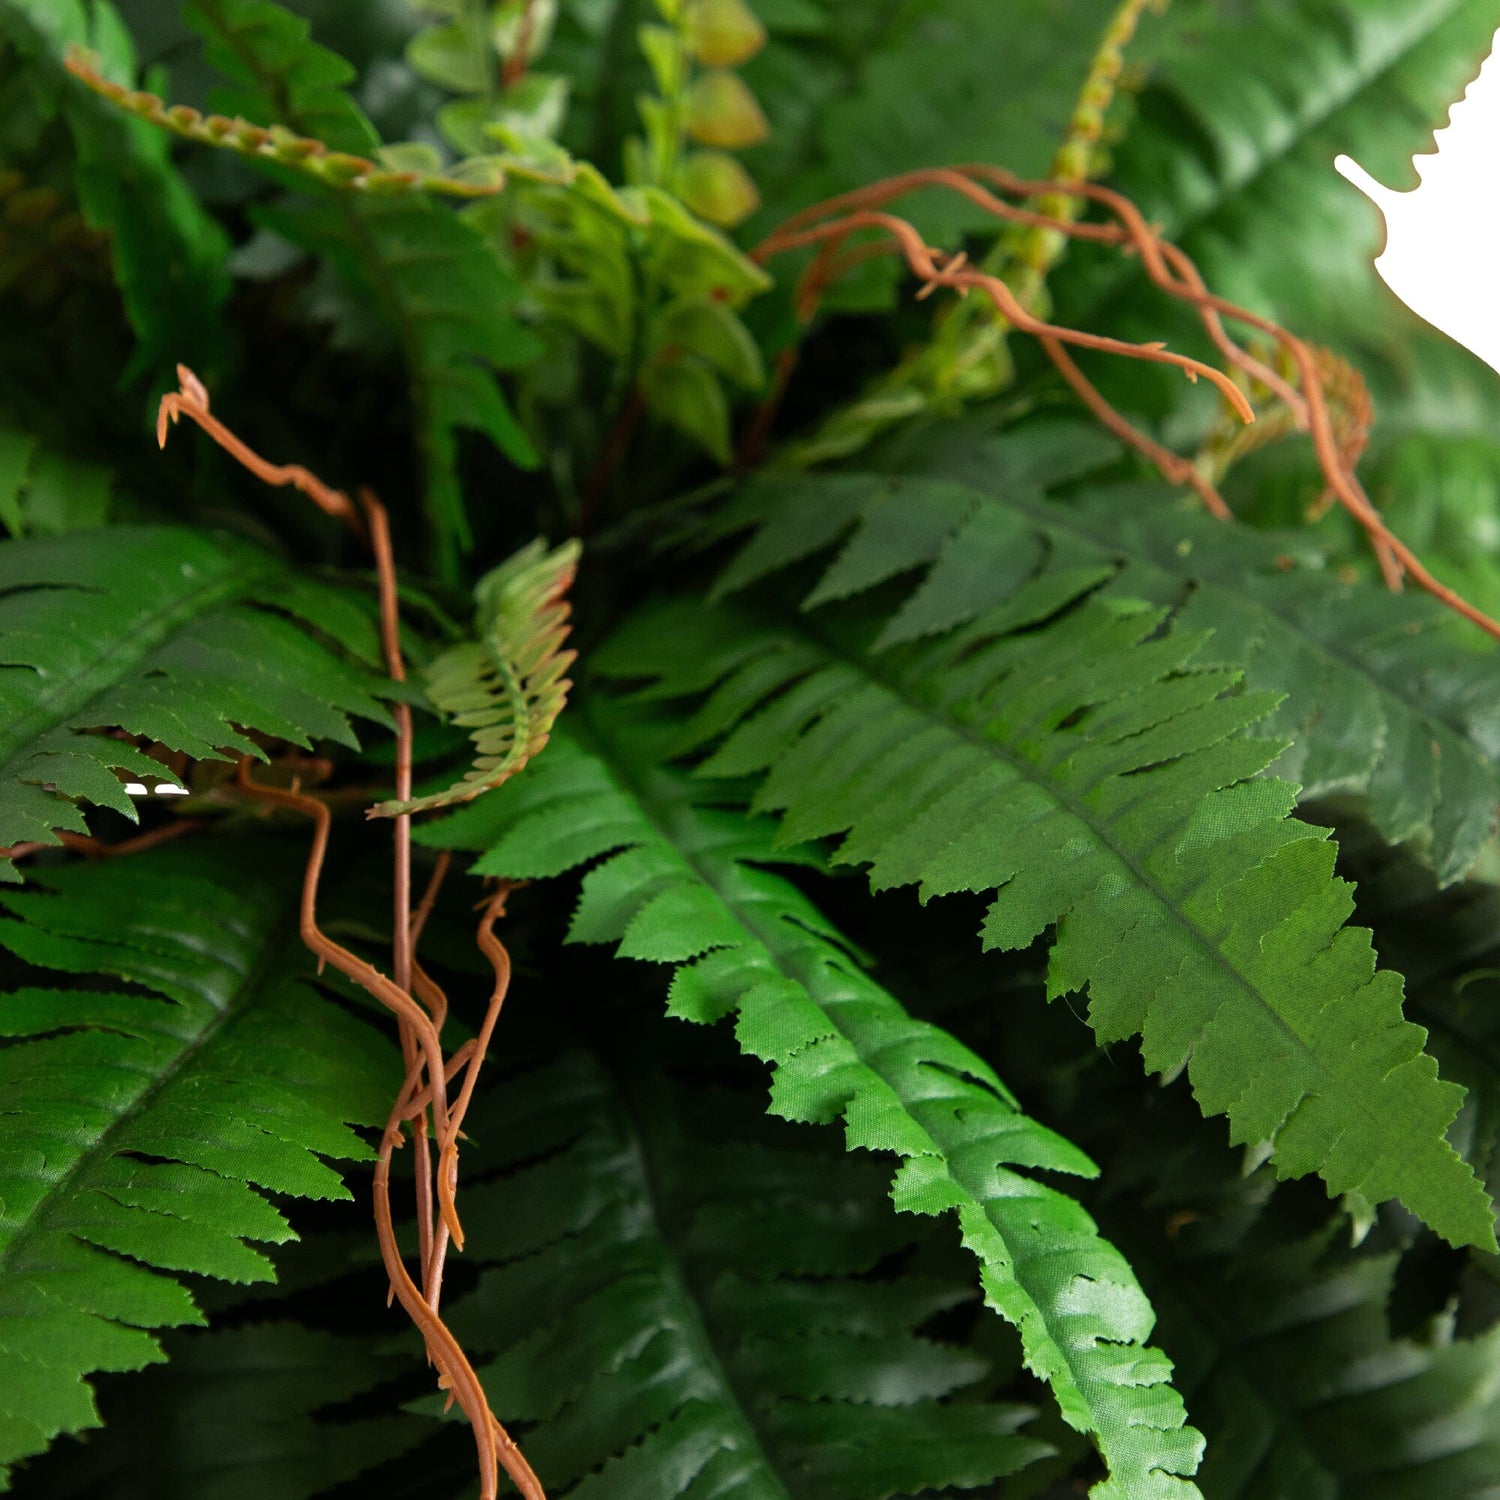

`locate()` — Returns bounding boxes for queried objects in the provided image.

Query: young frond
[0,841,396,1482]
[372,539,579,818]
[419,696,1206,1500]
[594,545,1496,1251]
[0,526,389,877]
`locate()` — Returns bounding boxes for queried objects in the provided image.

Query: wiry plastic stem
[159,369,545,1500]
[751,167,1500,641]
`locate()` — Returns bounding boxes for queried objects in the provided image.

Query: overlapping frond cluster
[1057,1066,1500,1500]
[1159,1230,1500,1497]
[710,417,1500,883]
[166,0,540,573]
[0,842,396,1484]
[597,494,1496,1250]
[421,699,1207,1500]
[751,162,1500,642]
[0,525,388,878]
[375,538,580,818]
[432,1010,1054,1498]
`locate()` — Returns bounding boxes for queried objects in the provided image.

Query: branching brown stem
[159,369,544,1500]
[750,166,1500,641]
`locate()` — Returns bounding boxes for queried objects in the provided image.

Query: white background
[1337,35,1500,375]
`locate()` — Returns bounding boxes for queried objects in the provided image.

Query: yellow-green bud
[680,149,760,227]
[685,70,769,148]
[684,0,766,67]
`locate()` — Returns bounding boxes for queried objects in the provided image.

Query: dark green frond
[183,0,541,576]
[0,525,389,876]
[707,417,1500,884]
[1078,1078,1500,1500]
[435,1014,1051,1499]
[1059,0,1500,424]
[0,0,231,388]
[592,558,1495,1251]
[15,1323,414,1500]
[0,419,114,537]
[419,696,1206,1500]
[0,841,397,1483]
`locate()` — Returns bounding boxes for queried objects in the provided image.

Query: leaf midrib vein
[0,899,298,1283]
[575,702,1138,1465]
[0,557,271,777]
[787,606,1393,1139]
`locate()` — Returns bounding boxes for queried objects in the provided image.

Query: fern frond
[0,841,397,1483]
[711,416,1500,883]
[0,525,389,877]
[63,47,507,198]
[10,1323,417,1500]
[419,696,1207,1500]
[1072,1073,1500,1500]
[1059,0,1500,423]
[431,1011,1053,1498]
[748,0,1144,231]
[593,564,1496,1251]
[373,539,579,818]
[0,0,231,386]
[181,0,379,157]
[182,0,541,576]
[0,419,114,538]
[1173,1242,1500,1498]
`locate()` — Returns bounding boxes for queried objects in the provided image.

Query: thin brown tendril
[750,166,1500,641]
[0,818,206,867]
[157,365,367,537]
[757,208,1255,420]
[501,0,540,89]
[160,370,544,1500]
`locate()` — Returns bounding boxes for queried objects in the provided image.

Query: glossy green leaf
[0,842,397,1482]
[0,525,388,876]
[420,697,1207,1500]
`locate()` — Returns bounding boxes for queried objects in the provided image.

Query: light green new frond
[594,573,1496,1253]
[427,1017,1053,1498]
[0,525,389,877]
[714,416,1500,883]
[0,841,397,1484]
[420,698,1207,1500]
[373,538,579,817]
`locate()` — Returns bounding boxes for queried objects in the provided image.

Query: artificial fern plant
[4,1,1500,1496]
